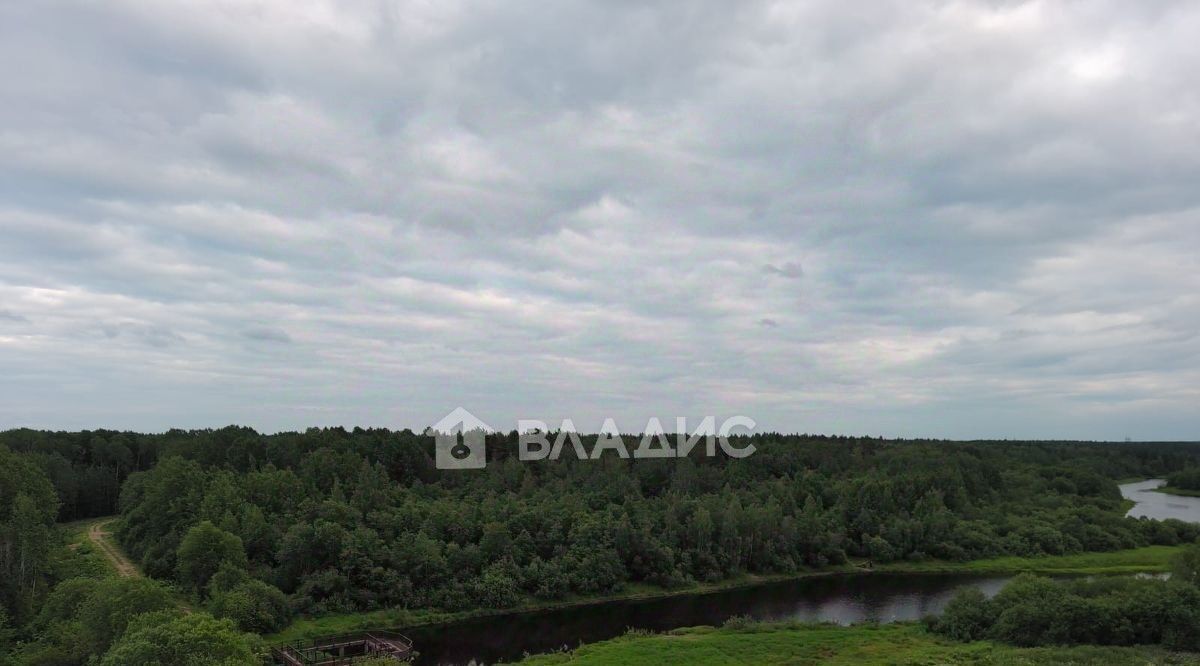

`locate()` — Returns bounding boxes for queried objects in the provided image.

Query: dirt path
[87,518,141,578]
[82,518,194,613]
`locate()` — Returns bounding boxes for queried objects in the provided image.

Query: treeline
[0,445,58,627]
[0,430,166,521]
[105,427,1200,618]
[931,547,1200,650]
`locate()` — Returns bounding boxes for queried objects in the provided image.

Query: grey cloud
[96,322,185,348]
[763,262,804,279]
[242,327,292,344]
[0,1,1198,438]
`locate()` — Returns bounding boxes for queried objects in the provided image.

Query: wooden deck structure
[273,631,414,665]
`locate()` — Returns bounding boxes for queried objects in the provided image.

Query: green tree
[31,577,99,632]
[207,563,253,596]
[9,494,53,600]
[934,587,993,641]
[479,522,514,561]
[176,521,247,594]
[99,611,261,665]
[0,445,59,621]
[119,456,210,578]
[209,580,291,633]
[471,567,520,608]
[1170,543,1200,587]
[78,577,176,654]
[0,606,13,661]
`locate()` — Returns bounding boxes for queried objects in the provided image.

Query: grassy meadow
[514,622,1198,665]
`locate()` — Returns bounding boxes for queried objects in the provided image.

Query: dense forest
[118,429,1200,615]
[0,430,136,522]
[3,427,1200,664]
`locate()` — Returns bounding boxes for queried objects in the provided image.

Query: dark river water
[393,479,1197,665]
[403,572,1011,664]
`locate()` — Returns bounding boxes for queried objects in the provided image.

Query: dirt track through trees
[87,518,140,577]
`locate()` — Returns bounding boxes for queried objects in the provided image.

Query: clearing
[86,518,141,578]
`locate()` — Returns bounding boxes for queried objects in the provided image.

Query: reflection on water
[1121,479,1200,523]
[404,573,1011,665]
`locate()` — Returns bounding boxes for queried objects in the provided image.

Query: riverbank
[265,545,1183,645]
[1154,486,1200,498]
[512,621,1193,665]
[875,545,1181,575]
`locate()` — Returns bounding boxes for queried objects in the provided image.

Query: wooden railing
[273,630,414,665]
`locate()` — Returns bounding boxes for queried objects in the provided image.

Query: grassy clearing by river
[1154,486,1200,498]
[875,545,1181,575]
[265,546,1183,644]
[514,623,1196,665]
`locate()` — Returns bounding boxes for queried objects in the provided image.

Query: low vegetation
[12,574,262,665]
[515,622,1196,665]
[1156,487,1200,498]
[876,544,1182,575]
[931,574,1200,650]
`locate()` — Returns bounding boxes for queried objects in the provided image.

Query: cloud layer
[2,0,1198,438]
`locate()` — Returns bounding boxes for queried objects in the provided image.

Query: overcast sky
[1,1,1198,439]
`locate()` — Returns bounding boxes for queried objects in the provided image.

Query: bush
[1171,544,1200,587]
[933,574,1200,651]
[31,578,99,633]
[933,587,991,641]
[176,521,247,594]
[207,563,253,597]
[471,569,521,609]
[209,580,291,634]
[77,577,177,655]
[0,607,12,659]
[99,611,261,665]
[722,614,754,629]
[1166,467,1200,491]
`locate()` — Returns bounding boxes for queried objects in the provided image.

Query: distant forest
[4,426,1200,639]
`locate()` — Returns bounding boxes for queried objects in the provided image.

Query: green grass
[52,536,111,581]
[52,517,194,612]
[52,517,116,581]
[514,622,1197,665]
[875,545,1183,575]
[60,516,101,544]
[266,546,1183,645]
[1153,486,1200,498]
[269,607,477,644]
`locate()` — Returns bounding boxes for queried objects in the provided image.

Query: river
[397,479,1198,665]
[1120,478,1200,522]
[403,571,1013,664]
